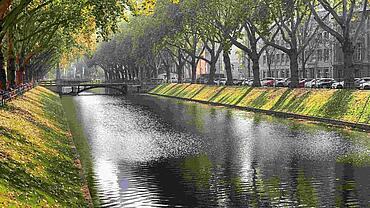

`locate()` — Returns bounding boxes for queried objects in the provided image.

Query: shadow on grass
[0,111,85,206]
[320,90,353,119]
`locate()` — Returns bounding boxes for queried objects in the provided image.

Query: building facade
[332,16,370,79]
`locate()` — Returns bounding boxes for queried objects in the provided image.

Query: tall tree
[306,0,369,88]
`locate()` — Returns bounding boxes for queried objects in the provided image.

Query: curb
[148,92,370,132]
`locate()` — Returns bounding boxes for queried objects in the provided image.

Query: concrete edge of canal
[148,84,370,132]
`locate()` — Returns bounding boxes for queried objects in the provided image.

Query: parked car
[234,79,243,85]
[261,77,275,87]
[331,81,344,89]
[196,78,207,84]
[218,78,227,85]
[284,78,292,87]
[357,77,370,87]
[239,79,246,85]
[355,78,362,88]
[315,78,335,88]
[274,78,286,87]
[242,79,253,86]
[170,77,178,83]
[298,79,307,88]
[305,79,316,88]
[359,78,370,90]
[184,78,192,83]
[359,82,370,90]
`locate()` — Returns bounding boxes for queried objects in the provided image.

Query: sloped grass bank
[0,87,87,207]
[150,84,370,125]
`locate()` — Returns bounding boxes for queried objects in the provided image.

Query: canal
[70,93,370,207]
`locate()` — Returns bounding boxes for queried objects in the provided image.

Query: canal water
[72,93,370,207]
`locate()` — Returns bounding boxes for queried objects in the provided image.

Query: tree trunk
[247,58,251,78]
[104,71,109,82]
[7,33,15,88]
[0,49,6,90]
[207,61,216,85]
[301,51,307,79]
[191,58,197,83]
[7,55,15,88]
[342,41,355,88]
[267,64,271,77]
[302,59,307,79]
[177,49,184,83]
[251,55,261,87]
[166,65,170,83]
[289,52,299,88]
[25,64,30,83]
[223,52,233,85]
[177,61,184,84]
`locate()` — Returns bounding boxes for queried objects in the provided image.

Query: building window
[356,43,362,61]
[276,54,280,64]
[317,49,323,61]
[281,54,285,64]
[317,33,322,42]
[324,32,329,40]
[286,54,289,63]
[324,49,329,62]
[263,55,266,64]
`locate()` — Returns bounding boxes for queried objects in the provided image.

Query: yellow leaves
[193,85,223,101]
[128,0,157,15]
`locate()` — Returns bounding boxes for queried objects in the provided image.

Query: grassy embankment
[0,87,88,207]
[150,83,370,124]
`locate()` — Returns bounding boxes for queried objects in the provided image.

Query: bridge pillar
[56,80,62,94]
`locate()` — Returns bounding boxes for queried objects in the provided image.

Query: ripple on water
[72,95,370,207]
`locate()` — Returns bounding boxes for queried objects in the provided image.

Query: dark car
[184,78,192,83]
[298,79,307,88]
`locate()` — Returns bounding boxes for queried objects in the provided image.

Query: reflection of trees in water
[182,154,213,190]
[116,97,369,207]
[123,148,367,207]
[184,104,206,132]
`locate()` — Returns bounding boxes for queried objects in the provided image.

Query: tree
[0,0,126,89]
[306,0,369,88]
[261,0,315,87]
[223,0,274,87]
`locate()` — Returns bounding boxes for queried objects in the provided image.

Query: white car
[359,81,370,90]
[218,78,227,85]
[170,77,178,83]
[358,77,370,88]
[331,81,344,89]
[305,79,316,88]
[242,79,253,86]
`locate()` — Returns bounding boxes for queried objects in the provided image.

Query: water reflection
[72,94,370,207]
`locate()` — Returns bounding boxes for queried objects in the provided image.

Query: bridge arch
[75,85,127,95]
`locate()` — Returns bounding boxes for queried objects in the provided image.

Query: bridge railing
[0,83,35,106]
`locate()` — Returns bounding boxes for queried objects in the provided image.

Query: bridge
[40,79,142,95]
